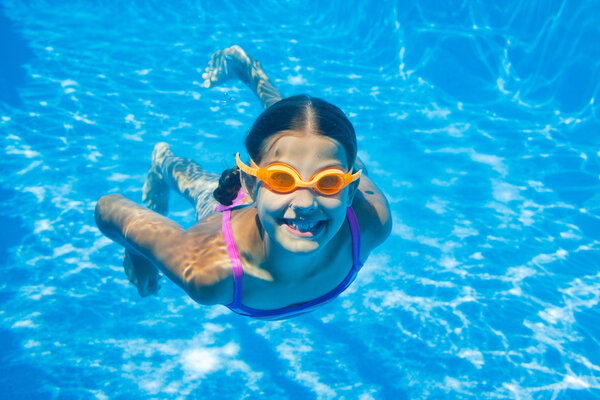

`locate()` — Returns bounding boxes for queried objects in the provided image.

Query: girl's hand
[123,250,162,297]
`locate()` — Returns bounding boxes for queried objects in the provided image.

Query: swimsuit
[216,190,363,320]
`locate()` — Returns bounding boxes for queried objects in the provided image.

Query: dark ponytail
[212,166,241,205]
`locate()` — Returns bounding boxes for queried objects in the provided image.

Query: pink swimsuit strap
[221,208,244,306]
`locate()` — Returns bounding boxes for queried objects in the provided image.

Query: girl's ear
[240,173,257,203]
[347,179,359,205]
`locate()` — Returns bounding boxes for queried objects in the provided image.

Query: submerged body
[219,189,363,320]
[95,46,391,319]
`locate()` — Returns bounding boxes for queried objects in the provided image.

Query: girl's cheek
[318,193,345,208]
[256,189,289,212]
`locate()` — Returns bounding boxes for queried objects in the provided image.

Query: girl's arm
[352,158,392,252]
[95,194,228,303]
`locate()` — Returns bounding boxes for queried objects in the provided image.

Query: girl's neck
[262,232,335,284]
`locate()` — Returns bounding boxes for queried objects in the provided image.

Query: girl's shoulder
[183,212,236,305]
[188,204,258,256]
[352,178,392,254]
[183,206,259,305]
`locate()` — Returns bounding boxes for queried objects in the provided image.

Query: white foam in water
[287,74,307,85]
[34,219,52,233]
[425,196,449,214]
[12,319,39,329]
[529,249,568,266]
[20,285,56,301]
[100,326,258,397]
[22,186,46,202]
[451,224,478,239]
[107,172,134,182]
[125,113,143,129]
[180,344,232,378]
[458,348,484,369]
[224,119,243,127]
[52,244,77,258]
[418,103,451,119]
[277,340,338,399]
[492,180,523,203]
[60,79,77,87]
[6,144,41,158]
[72,113,96,124]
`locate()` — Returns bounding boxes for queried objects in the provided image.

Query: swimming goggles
[235,153,361,195]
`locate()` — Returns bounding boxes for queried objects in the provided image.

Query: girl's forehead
[261,131,348,169]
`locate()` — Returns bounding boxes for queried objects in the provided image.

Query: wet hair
[213,94,357,205]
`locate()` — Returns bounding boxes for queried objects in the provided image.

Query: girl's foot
[142,142,172,215]
[202,45,252,88]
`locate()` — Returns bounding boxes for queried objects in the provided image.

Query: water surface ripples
[1,0,599,398]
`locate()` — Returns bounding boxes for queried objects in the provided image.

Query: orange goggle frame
[235,153,361,195]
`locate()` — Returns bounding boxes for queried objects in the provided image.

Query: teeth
[285,219,320,232]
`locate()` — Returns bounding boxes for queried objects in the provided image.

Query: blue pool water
[1,1,600,398]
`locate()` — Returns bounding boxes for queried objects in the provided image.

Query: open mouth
[281,218,327,237]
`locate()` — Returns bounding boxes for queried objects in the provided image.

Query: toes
[123,252,137,284]
[208,50,222,69]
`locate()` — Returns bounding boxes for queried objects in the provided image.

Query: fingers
[123,251,138,285]
[137,272,161,297]
[124,250,161,297]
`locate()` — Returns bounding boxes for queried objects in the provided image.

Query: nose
[289,188,318,213]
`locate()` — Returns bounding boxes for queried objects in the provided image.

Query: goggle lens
[268,171,344,194]
[317,175,343,193]
[270,171,295,190]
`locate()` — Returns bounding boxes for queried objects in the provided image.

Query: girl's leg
[202,45,283,109]
[142,142,219,221]
[126,143,216,297]
[142,46,284,218]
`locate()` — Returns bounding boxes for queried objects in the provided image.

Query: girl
[95,46,391,320]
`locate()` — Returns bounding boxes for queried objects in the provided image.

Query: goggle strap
[344,170,362,186]
[235,153,258,177]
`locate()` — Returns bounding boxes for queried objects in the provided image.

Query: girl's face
[243,131,356,255]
